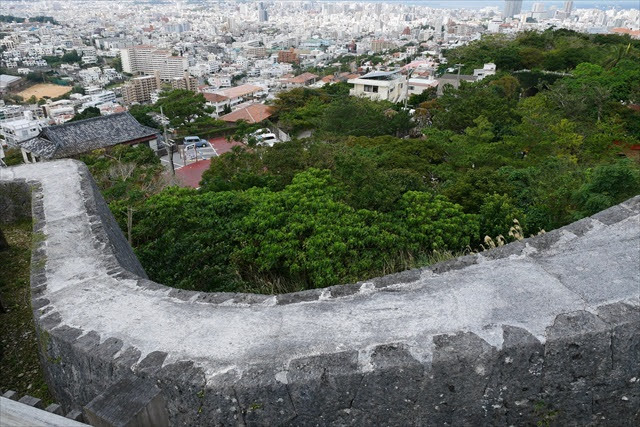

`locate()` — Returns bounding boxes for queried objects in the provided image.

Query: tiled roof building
[18,112,160,161]
[220,103,273,124]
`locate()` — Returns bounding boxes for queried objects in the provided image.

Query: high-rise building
[120,46,188,80]
[531,2,546,20]
[258,2,268,22]
[122,73,160,104]
[503,0,523,19]
[532,2,545,12]
[371,39,394,53]
[563,1,574,14]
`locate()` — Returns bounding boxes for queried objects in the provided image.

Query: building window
[364,85,379,93]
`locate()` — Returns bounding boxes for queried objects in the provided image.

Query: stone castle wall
[1,160,638,425]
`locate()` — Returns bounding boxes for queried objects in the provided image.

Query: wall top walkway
[1,159,638,425]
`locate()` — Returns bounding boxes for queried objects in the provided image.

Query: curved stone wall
[1,160,638,425]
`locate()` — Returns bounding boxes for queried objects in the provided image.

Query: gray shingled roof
[19,112,160,159]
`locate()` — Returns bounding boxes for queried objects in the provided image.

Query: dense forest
[90,29,640,294]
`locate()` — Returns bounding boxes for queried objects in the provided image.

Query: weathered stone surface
[45,403,64,415]
[18,395,44,409]
[1,160,638,426]
[0,397,87,427]
[84,378,168,427]
[287,351,361,424]
[350,344,424,425]
[66,409,84,422]
[3,390,19,400]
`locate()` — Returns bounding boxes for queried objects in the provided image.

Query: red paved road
[209,136,244,155]
[174,139,245,188]
[175,159,211,189]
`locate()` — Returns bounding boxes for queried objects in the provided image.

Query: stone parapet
[1,160,638,425]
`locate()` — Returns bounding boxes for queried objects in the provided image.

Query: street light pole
[160,106,175,176]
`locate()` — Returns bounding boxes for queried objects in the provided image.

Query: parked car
[255,133,279,147]
[250,128,269,137]
[183,136,200,145]
[184,140,217,159]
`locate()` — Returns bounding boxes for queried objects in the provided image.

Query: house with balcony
[348,70,408,103]
[203,84,266,116]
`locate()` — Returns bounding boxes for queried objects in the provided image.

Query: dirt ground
[0,221,53,404]
[17,83,72,100]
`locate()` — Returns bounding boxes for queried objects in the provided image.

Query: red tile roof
[220,103,273,124]
[215,84,263,100]
[286,72,319,84]
[203,93,228,103]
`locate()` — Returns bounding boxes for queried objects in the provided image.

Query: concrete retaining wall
[1,160,638,426]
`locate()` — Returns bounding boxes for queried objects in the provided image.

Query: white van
[255,133,279,147]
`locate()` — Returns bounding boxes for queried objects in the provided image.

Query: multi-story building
[503,0,523,19]
[473,63,497,80]
[0,114,45,146]
[278,48,300,64]
[122,74,160,104]
[0,74,23,93]
[170,73,198,92]
[531,2,547,21]
[407,76,438,98]
[348,71,407,103]
[0,105,26,123]
[246,46,267,58]
[258,2,268,22]
[371,39,394,53]
[121,46,188,80]
[563,1,574,14]
[203,84,266,115]
[89,90,116,104]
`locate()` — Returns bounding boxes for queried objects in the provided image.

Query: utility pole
[404,68,416,110]
[160,106,175,175]
[456,63,464,85]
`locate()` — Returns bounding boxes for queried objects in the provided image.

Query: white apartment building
[0,105,26,123]
[45,100,75,123]
[121,46,188,80]
[0,115,45,146]
[89,90,116,105]
[348,70,408,103]
[407,76,439,97]
[473,63,497,80]
[203,84,267,115]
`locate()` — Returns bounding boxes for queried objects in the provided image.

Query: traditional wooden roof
[19,112,159,159]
